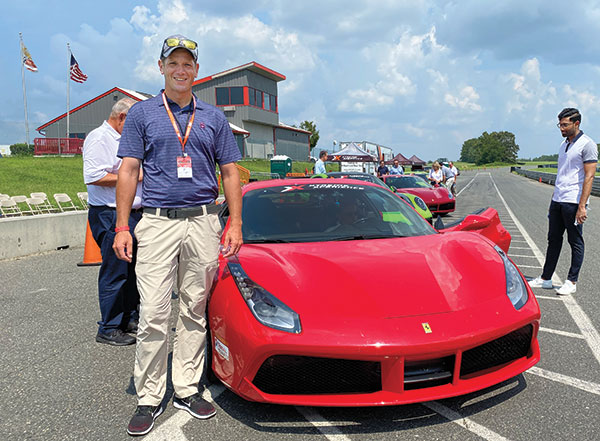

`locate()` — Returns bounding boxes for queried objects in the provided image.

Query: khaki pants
[133,212,222,406]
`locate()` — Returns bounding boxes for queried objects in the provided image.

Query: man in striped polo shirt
[113,34,243,436]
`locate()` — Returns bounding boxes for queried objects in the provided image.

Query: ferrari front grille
[460,324,533,377]
[253,355,382,395]
[438,202,455,211]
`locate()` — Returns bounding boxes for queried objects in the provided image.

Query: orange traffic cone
[539,177,542,183]
[77,220,102,266]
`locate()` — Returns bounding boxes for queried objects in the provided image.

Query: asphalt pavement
[0,168,598,441]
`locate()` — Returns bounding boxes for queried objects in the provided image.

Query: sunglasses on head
[165,38,197,50]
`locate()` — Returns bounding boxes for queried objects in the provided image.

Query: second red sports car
[382,174,455,214]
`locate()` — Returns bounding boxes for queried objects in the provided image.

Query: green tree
[299,120,320,149]
[459,131,519,165]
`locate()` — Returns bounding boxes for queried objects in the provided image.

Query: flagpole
[65,43,72,156]
[19,33,30,147]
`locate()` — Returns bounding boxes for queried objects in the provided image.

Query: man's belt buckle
[166,208,178,219]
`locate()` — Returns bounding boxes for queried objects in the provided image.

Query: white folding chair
[10,195,34,215]
[26,197,47,215]
[53,193,78,212]
[1,199,23,217]
[30,192,56,213]
[77,191,89,209]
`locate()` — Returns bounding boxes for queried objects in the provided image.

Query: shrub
[10,143,35,156]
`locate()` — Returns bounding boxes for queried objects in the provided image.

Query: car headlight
[228,262,301,333]
[494,246,528,310]
[414,196,428,211]
[448,190,454,199]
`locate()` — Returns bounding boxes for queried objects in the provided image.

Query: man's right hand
[113,231,133,262]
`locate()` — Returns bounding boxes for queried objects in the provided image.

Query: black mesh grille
[460,325,533,377]
[438,202,455,211]
[253,355,382,395]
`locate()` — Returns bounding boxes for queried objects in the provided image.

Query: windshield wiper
[244,238,294,244]
[330,234,399,241]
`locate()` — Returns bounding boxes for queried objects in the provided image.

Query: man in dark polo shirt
[113,34,242,436]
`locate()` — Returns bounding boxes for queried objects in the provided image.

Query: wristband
[115,226,130,233]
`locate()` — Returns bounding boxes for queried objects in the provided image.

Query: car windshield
[242,182,436,243]
[385,176,430,189]
[327,173,386,186]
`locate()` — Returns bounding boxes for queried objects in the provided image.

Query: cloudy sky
[3,0,600,160]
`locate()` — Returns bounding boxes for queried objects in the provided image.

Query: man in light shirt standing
[528,108,597,295]
[83,98,143,346]
[315,150,328,174]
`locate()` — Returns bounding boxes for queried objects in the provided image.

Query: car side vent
[404,356,454,390]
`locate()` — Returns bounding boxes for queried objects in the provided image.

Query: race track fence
[512,167,600,197]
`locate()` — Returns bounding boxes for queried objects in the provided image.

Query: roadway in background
[0,168,598,440]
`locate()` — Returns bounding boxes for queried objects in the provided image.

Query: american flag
[21,41,38,72]
[70,54,87,83]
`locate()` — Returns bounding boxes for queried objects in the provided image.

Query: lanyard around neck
[162,92,196,154]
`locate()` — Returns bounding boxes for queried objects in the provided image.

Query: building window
[216,86,244,106]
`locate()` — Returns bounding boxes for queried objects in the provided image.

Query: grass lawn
[0,156,87,208]
[0,156,335,208]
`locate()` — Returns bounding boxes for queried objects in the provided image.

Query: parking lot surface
[1,168,598,440]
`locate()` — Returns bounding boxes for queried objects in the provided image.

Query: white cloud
[444,86,482,112]
[506,58,557,118]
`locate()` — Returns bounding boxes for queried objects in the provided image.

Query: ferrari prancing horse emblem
[422,322,432,333]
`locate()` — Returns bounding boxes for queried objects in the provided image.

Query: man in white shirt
[448,161,459,195]
[83,98,143,345]
[529,108,597,295]
[315,150,328,174]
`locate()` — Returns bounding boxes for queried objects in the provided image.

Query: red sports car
[208,178,540,406]
[382,174,455,214]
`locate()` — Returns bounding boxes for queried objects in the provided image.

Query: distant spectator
[83,97,141,346]
[315,150,328,174]
[441,163,456,193]
[389,159,404,175]
[428,161,443,186]
[448,161,459,196]
[376,160,389,177]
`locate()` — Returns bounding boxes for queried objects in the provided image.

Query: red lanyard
[162,92,196,154]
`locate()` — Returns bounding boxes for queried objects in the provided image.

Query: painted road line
[490,174,600,367]
[527,366,600,396]
[508,254,538,258]
[534,294,564,301]
[539,326,585,339]
[422,401,510,441]
[456,174,479,196]
[145,384,226,441]
[296,407,352,441]
[514,265,542,269]
[510,246,533,250]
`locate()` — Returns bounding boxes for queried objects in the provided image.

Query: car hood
[399,187,450,202]
[234,233,506,320]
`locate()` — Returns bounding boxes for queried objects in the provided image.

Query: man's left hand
[222,224,243,258]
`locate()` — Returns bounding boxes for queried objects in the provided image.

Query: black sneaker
[96,329,136,346]
[125,319,139,334]
[173,393,216,419]
[127,405,163,436]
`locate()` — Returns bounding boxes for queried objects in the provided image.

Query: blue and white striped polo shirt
[118,91,241,208]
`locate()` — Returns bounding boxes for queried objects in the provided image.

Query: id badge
[177,155,193,179]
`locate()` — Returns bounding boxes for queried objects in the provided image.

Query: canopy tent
[408,155,426,165]
[388,152,412,165]
[327,142,377,162]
